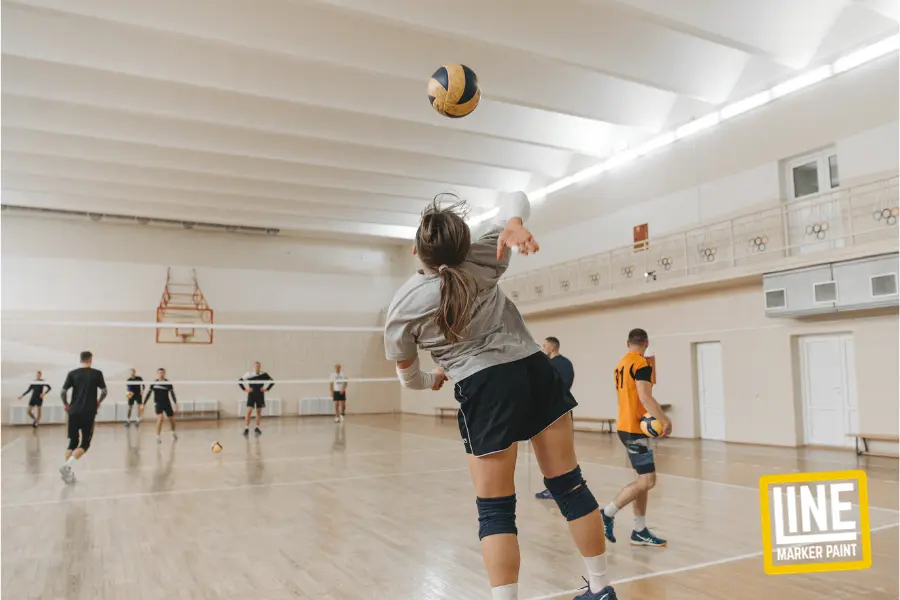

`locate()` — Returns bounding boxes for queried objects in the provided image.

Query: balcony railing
[502,176,899,304]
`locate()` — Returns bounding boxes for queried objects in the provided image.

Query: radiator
[9,405,66,425]
[300,396,333,416]
[235,397,281,418]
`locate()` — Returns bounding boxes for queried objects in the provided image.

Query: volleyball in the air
[211,441,223,453]
[427,64,481,118]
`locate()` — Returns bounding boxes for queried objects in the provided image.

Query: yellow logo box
[759,470,871,575]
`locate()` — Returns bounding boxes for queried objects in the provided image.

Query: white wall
[1,215,406,420]
[508,56,899,276]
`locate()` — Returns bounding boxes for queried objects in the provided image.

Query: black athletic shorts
[67,411,96,451]
[333,391,346,402]
[155,401,174,417]
[454,351,577,457]
[247,394,266,409]
[618,431,656,474]
[127,392,141,406]
[28,397,43,407]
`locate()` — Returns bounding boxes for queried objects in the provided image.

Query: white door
[696,342,726,441]
[800,335,858,448]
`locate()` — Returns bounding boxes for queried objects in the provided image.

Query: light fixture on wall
[644,270,657,282]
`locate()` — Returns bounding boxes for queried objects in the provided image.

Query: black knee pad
[543,465,599,522]
[476,495,517,540]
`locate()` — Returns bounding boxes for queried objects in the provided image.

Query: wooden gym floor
[2,414,897,599]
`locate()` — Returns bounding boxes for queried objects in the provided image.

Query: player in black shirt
[144,368,178,443]
[59,351,108,483]
[536,337,576,500]
[124,368,146,428]
[18,370,51,428]
[239,361,274,437]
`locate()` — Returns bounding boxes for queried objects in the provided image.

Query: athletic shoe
[124,421,131,428]
[254,428,262,436]
[334,417,340,423]
[535,489,553,500]
[339,415,344,423]
[32,422,38,428]
[572,579,617,600]
[631,527,667,547]
[59,464,75,484]
[600,509,616,544]
[156,436,162,444]
[135,420,141,428]
[242,428,249,436]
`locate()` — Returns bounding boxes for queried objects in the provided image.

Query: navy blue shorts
[618,431,656,474]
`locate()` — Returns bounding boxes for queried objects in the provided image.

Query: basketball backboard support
[156,268,214,344]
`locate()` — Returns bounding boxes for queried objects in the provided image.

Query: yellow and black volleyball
[427,64,481,118]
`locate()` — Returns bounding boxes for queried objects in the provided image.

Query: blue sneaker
[573,580,617,600]
[600,509,616,543]
[535,489,553,500]
[631,527,667,547]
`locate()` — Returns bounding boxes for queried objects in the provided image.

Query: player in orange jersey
[600,328,671,547]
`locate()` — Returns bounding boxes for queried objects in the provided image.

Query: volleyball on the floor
[640,413,662,437]
[211,441,223,453]
[427,64,481,118]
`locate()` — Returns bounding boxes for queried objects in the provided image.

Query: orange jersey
[614,351,653,434]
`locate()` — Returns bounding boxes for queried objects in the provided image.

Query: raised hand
[497,218,540,259]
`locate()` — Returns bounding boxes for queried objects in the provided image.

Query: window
[784,149,840,200]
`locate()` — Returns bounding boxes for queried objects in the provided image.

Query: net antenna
[156,267,214,344]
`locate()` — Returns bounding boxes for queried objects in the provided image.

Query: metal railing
[502,176,899,304]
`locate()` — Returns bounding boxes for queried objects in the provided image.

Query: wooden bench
[848,433,899,458]
[435,406,457,419]
[574,417,617,433]
[573,405,672,435]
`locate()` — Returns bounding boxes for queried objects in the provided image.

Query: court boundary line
[1,445,460,479]
[0,436,24,452]
[1,466,470,509]
[576,459,900,514]
[522,522,900,600]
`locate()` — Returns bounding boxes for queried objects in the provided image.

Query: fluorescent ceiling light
[635,132,676,155]
[676,113,720,139]
[771,65,833,98]
[476,35,897,215]
[834,34,900,74]
[468,206,500,227]
[720,90,772,120]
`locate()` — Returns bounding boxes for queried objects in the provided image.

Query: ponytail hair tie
[438,265,448,273]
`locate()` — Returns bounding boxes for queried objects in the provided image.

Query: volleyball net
[1,318,400,420]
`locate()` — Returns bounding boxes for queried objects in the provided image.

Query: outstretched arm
[467,192,536,285]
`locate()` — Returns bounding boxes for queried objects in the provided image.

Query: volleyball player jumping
[384,192,618,600]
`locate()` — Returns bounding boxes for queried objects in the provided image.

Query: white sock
[66,456,76,466]
[582,554,611,594]
[634,515,646,532]
[603,502,619,517]
[491,583,518,600]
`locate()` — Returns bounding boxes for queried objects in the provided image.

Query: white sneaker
[59,464,75,484]
[339,415,345,422]
[156,436,162,444]
[334,417,340,423]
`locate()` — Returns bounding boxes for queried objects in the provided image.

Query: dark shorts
[67,411,96,451]
[454,351,577,457]
[155,401,174,417]
[28,397,43,407]
[127,393,141,406]
[618,431,656,474]
[333,391,346,402]
[247,395,265,409]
